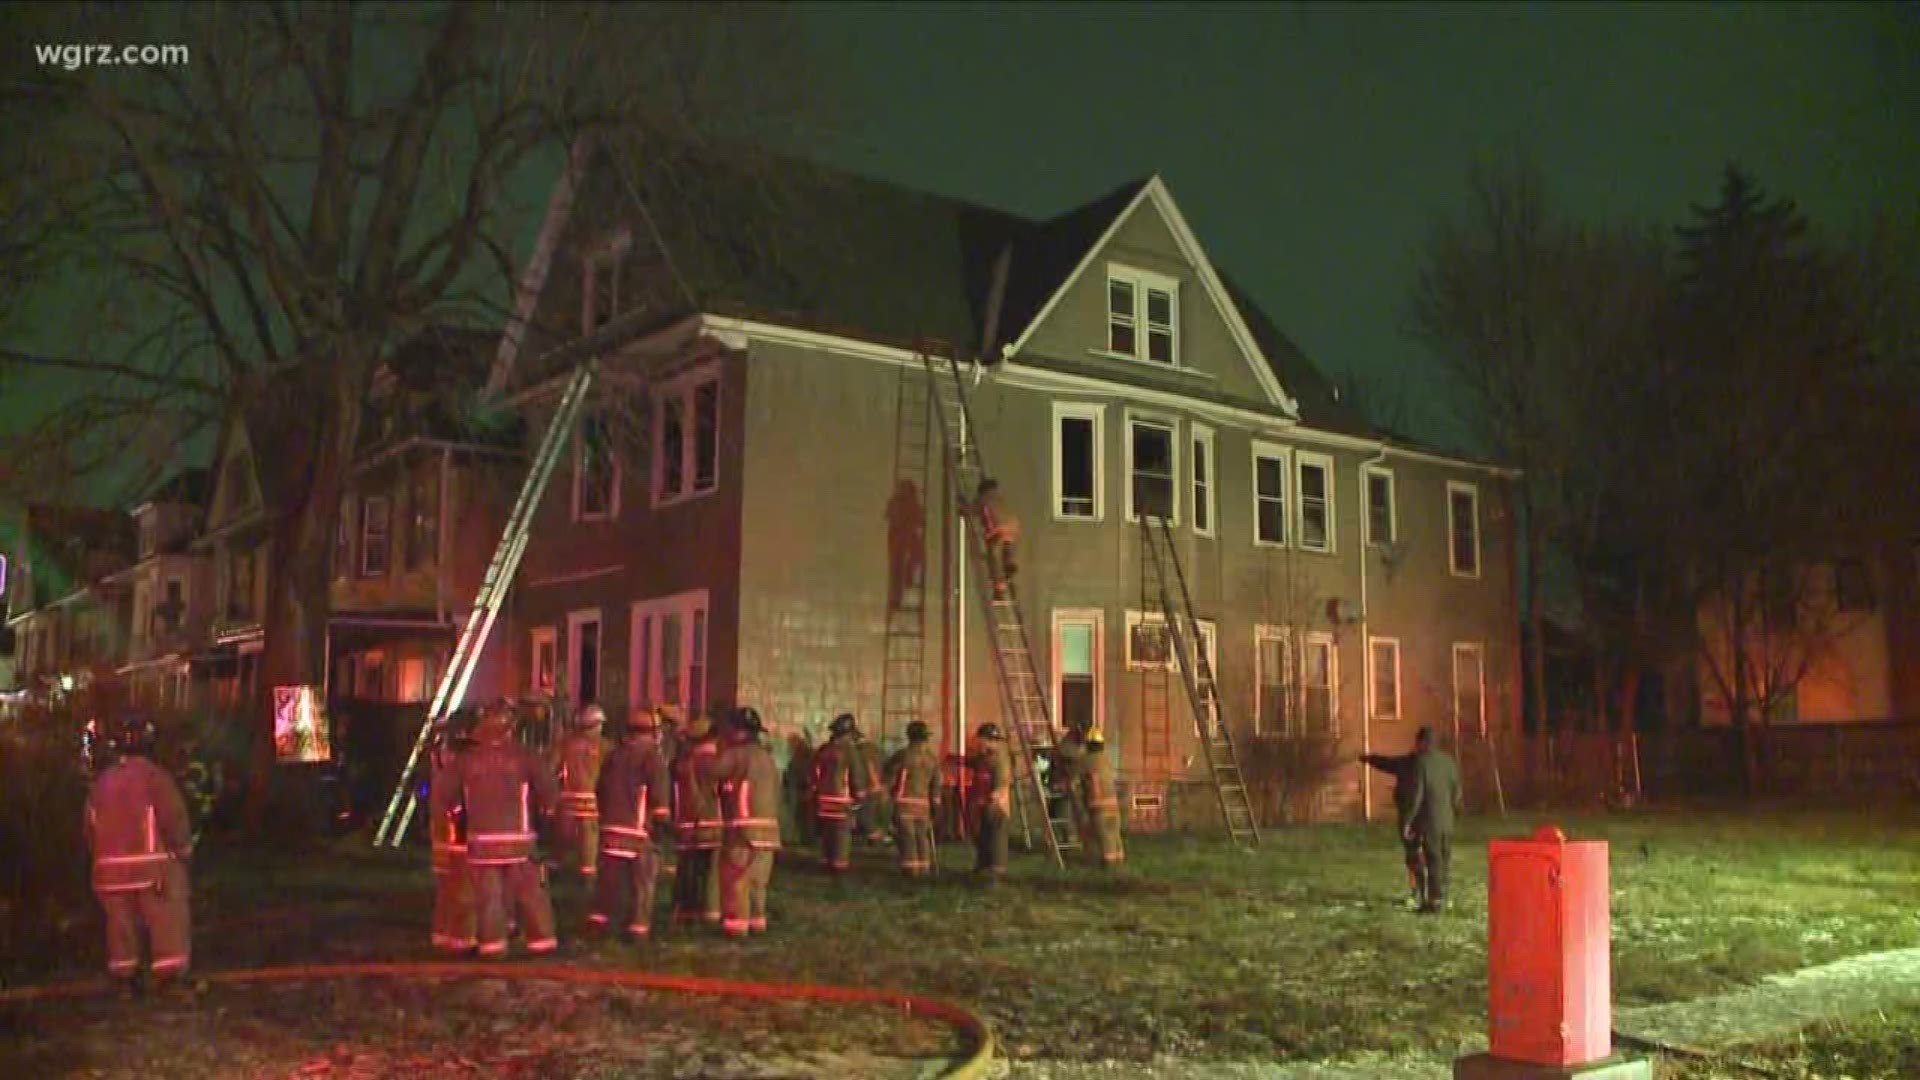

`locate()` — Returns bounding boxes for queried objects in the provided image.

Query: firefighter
[711,707,782,936]
[85,713,194,994]
[553,702,606,882]
[884,720,942,876]
[1048,723,1092,849]
[973,478,1021,591]
[1360,747,1426,908]
[591,708,672,940]
[783,728,817,847]
[810,713,864,873]
[668,710,722,928]
[969,722,1013,878]
[1403,726,1464,914]
[436,702,559,956]
[850,720,889,844]
[429,710,477,953]
[1080,728,1125,868]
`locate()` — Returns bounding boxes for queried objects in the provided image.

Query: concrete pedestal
[1453,1053,1653,1080]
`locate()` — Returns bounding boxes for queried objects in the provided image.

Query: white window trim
[1050,608,1106,738]
[581,230,632,335]
[652,363,724,510]
[565,608,602,706]
[1188,616,1220,735]
[1447,480,1482,579]
[1253,624,1291,736]
[1453,641,1487,738]
[1124,609,1174,671]
[1364,465,1397,547]
[1050,401,1106,523]
[529,626,557,696]
[1190,423,1216,539]
[1251,440,1291,549]
[1124,411,1181,525]
[630,589,711,710]
[1302,630,1339,738]
[1103,263,1182,367]
[359,496,390,578]
[1295,450,1336,556]
[1368,636,1402,721]
[571,414,622,523]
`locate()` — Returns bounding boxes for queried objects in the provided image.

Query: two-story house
[192,410,277,709]
[105,470,213,709]
[479,145,1520,825]
[4,503,137,691]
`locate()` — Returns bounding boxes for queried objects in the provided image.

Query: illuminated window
[1053,610,1103,735]
[1447,481,1480,578]
[1365,467,1396,546]
[530,627,557,696]
[1106,265,1179,365]
[397,657,428,703]
[654,368,721,507]
[1369,637,1400,720]
[1296,452,1334,554]
[359,496,390,577]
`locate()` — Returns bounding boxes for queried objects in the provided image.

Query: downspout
[956,407,968,763]
[1357,443,1389,822]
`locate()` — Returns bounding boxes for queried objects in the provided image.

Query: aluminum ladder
[879,365,933,748]
[373,361,598,846]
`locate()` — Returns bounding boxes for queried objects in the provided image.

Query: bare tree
[2,3,817,826]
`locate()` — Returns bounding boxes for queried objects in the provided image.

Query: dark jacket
[438,736,558,865]
[1361,752,1420,832]
[1404,749,1464,837]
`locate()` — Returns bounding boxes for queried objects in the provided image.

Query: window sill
[1087,349,1213,377]
[1253,538,1289,550]
[1448,569,1483,581]
[1125,512,1181,528]
[1297,545,1338,558]
[652,486,719,511]
[1051,513,1104,525]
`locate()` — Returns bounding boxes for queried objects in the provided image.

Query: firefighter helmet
[830,712,858,737]
[975,722,1003,742]
[656,703,685,727]
[906,720,931,743]
[1086,727,1106,748]
[108,713,159,758]
[731,706,765,737]
[685,713,712,739]
[627,708,659,735]
[574,703,606,729]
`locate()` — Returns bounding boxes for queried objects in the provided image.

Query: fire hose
[0,961,997,1079]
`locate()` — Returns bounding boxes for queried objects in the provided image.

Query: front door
[567,609,601,709]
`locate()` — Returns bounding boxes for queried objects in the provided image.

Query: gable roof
[131,468,211,514]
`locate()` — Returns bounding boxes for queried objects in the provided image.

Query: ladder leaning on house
[878,365,934,750]
[1137,514,1261,848]
[372,361,599,847]
[922,347,1077,869]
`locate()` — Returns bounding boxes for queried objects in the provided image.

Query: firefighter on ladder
[811,713,865,873]
[553,703,605,883]
[590,708,672,941]
[429,710,477,953]
[884,720,942,876]
[711,707,782,936]
[437,702,560,956]
[969,722,1013,879]
[1080,728,1126,867]
[669,709,722,928]
[973,478,1021,593]
[85,713,193,996]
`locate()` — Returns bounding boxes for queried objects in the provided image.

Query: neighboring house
[106,470,214,709]
[3,503,137,690]
[486,144,1520,824]
[328,329,522,715]
[191,410,276,709]
[1698,545,1920,726]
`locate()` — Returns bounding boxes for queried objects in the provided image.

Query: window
[631,590,710,711]
[1447,482,1481,578]
[132,581,150,646]
[1189,617,1220,736]
[334,496,354,580]
[407,463,440,570]
[1105,265,1180,365]
[1833,560,1875,613]
[1301,632,1337,736]
[582,234,630,333]
[1368,637,1400,720]
[1296,452,1334,554]
[1452,642,1485,739]
[359,496,391,578]
[567,609,601,709]
[1052,610,1103,737]
[397,658,429,703]
[1254,626,1293,735]
[530,627,557,696]
[1052,403,1104,521]
[230,548,257,620]
[1252,442,1289,546]
[573,413,619,521]
[360,650,387,700]
[1365,467,1396,547]
[1190,424,1215,537]
[157,577,183,633]
[138,516,158,559]
[1125,610,1172,670]
[1126,416,1178,523]
[654,370,721,507]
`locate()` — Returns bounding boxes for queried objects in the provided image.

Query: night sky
[797,2,1919,450]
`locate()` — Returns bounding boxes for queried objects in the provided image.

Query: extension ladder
[373,362,598,846]
[879,365,933,748]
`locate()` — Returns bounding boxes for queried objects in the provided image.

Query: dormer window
[582,231,632,335]
[1106,265,1179,365]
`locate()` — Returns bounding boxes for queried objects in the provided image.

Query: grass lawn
[8,806,1920,1075]
[1660,999,1920,1080]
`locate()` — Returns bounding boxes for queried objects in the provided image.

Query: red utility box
[1486,825,1611,1067]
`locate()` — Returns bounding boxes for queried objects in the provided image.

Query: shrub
[1242,733,1347,825]
[0,700,96,984]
